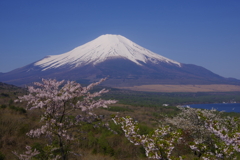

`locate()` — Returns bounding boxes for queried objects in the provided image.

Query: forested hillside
[0,81,240,159]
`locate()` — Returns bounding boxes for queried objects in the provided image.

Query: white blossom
[13,146,40,160]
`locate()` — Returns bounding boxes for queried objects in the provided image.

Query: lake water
[187,103,240,113]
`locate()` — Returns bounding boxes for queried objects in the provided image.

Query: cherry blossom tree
[113,116,182,160]
[14,78,117,160]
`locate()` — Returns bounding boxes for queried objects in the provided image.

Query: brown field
[117,84,240,92]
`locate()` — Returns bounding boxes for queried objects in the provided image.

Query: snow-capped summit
[34,34,181,71]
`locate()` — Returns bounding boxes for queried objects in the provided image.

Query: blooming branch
[113,116,182,160]
[12,146,40,160]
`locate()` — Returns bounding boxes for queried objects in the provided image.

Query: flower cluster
[197,110,240,159]
[165,106,223,141]
[113,116,182,160]
[12,146,40,160]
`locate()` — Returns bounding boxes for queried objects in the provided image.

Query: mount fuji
[0,34,239,86]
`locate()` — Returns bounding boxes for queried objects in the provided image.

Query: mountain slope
[0,34,239,86]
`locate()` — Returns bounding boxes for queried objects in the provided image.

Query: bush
[8,105,26,114]
[0,151,5,160]
[0,93,9,97]
[105,106,133,112]
[0,105,7,109]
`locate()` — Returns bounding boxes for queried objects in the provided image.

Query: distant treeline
[101,88,240,107]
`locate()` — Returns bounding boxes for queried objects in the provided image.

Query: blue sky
[1,0,240,79]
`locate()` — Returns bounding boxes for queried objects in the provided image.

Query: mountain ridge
[0,34,239,86]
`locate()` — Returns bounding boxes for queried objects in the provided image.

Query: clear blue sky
[1,0,240,79]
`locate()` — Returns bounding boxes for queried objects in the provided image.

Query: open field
[118,84,240,92]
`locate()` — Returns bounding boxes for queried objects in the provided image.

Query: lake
[188,103,240,113]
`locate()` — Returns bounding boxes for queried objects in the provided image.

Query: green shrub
[0,105,7,109]
[8,99,14,105]
[138,124,154,135]
[18,124,30,136]
[32,143,49,160]
[96,136,114,156]
[9,105,26,114]
[105,106,133,112]
[0,93,9,97]
[0,151,5,160]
